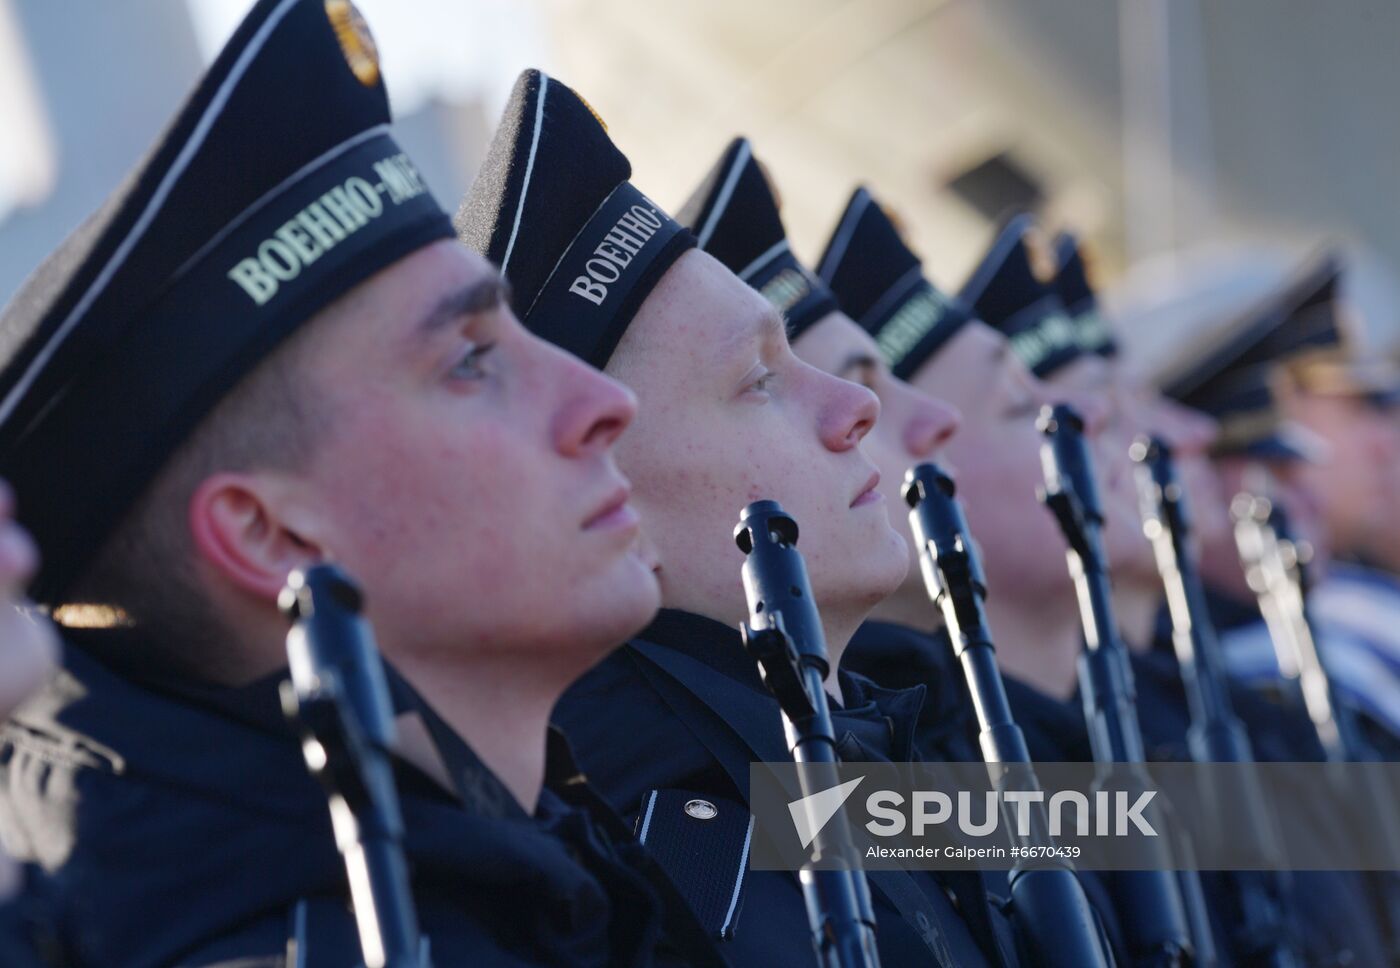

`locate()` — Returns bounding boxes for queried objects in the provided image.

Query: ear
[187,472,325,603]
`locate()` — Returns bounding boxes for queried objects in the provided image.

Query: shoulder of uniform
[634,788,752,941]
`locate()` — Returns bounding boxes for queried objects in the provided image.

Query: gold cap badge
[325,0,380,88]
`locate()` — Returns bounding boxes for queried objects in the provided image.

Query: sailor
[0,4,721,964]
[849,205,1390,964]
[1279,293,1400,722]
[683,151,1132,961]
[457,74,1018,967]
[961,215,1212,656]
[1115,249,1400,737]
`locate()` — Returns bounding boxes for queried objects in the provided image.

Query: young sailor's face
[907,323,1097,596]
[1289,392,1400,554]
[1115,369,1231,550]
[791,310,960,596]
[605,249,909,627]
[1049,354,1166,583]
[291,240,660,659]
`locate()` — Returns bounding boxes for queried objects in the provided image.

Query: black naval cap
[1161,252,1346,461]
[815,186,975,379]
[675,137,839,341]
[959,213,1084,377]
[1053,231,1117,358]
[0,0,454,604]
[455,70,695,369]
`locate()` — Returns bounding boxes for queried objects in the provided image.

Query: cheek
[314,401,540,575]
[861,422,910,489]
[616,401,753,590]
[622,406,740,514]
[946,424,1072,575]
[947,424,1042,508]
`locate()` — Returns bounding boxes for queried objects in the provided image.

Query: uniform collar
[849,620,976,751]
[638,608,926,763]
[60,625,535,822]
[638,608,769,694]
[836,669,925,763]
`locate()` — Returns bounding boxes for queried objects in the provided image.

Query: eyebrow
[760,307,788,346]
[415,275,512,337]
[837,352,881,378]
[718,305,788,361]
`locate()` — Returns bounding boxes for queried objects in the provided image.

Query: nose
[819,370,881,453]
[550,348,638,457]
[899,384,961,459]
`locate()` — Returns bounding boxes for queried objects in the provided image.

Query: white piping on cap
[815,188,872,283]
[737,239,790,283]
[0,0,303,429]
[695,140,752,249]
[499,73,548,274]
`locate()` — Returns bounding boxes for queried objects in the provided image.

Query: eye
[450,341,496,380]
[999,382,1039,420]
[838,356,883,391]
[1002,397,1040,421]
[741,366,775,397]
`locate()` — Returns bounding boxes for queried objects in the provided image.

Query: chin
[826,528,911,614]
[880,528,912,589]
[581,555,663,648]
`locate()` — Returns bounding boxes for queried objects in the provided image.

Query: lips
[582,484,637,531]
[851,470,882,508]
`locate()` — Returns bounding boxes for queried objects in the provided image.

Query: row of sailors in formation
[1,1,1400,964]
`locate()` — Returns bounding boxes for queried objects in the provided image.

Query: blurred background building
[2,0,1398,331]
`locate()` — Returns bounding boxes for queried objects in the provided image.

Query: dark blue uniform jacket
[556,608,1028,968]
[0,628,722,968]
[846,620,1126,963]
[1136,613,1393,968]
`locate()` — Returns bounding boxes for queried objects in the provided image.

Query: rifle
[1231,492,1354,761]
[903,462,1113,967]
[1037,404,1215,967]
[279,564,431,968]
[735,500,882,968]
[1132,438,1301,967]
[1231,490,1400,958]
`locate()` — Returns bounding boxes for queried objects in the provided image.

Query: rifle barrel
[280,564,428,968]
[736,501,882,968]
[905,462,1112,968]
[1038,405,1212,968]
